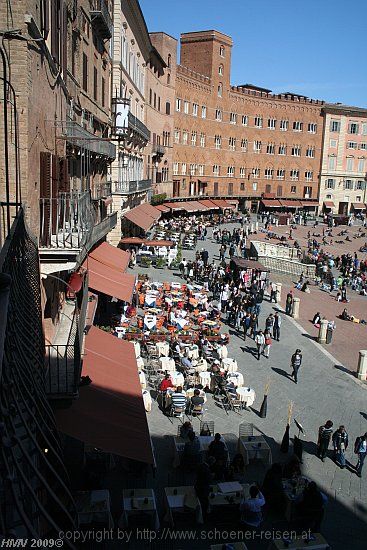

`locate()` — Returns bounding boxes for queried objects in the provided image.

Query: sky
[139,0,367,107]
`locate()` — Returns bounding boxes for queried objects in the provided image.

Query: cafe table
[267,533,329,550]
[221,358,238,373]
[172,435,227,467]
[198,371,212,387]
[227,372,244,387]
[170,371,185,387]
[236,387,256,406]
[238,435,272,466]
[164,486,203,526]
[214,344,228,359]
[75,489,113,528]
[156,341,170,357]
[208,482,250,511]
[120,488,159,530]
[159,357,176,371]
[186,344,200,360]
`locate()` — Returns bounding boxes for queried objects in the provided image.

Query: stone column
[292,297,300,319]
[318,319,328,344]
[356,350,367,381]
[275,282,282,303]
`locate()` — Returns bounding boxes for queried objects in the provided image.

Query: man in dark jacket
[285,291,294,315]
[273,312,281,341]
[332,425,348,468]
[291,349,302,384]
[317,420,334,462]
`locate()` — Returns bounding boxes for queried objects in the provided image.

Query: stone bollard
[292,297,300,319]
[356,350,367,381]
[275,282,282,303]
[318,319,328,344]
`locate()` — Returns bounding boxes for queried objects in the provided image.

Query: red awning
[155,204,170,212]
[163,202,186,211]
[124,204,160,231]
[352,202,365,209]
[54,327,155,464]
[261,199,282,208]
[89,241,130,272]
[301,201,319,207]
[262,192,276,199]
[120,237,174,247]
[323,201,335,208]
[199,199,219,209]
[279,200,302,208]
[211,199,235,209]
[83,257,135,302]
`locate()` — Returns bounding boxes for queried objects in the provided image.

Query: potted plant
[140,256,151,268]
[156,257,166,269]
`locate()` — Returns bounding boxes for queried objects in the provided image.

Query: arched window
[219,45,225,57]
[167,54,171,68]
[167,73,171,85]
[218,83,223,97]
[218,64,223,75]
[165,101,171,115]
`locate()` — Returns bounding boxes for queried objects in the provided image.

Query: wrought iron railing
[91,181,112,200]
[90,0,113,39]
[0,209,77,541]
[64,120,116,159]
[128,112,150,142]
[114,179,152,194]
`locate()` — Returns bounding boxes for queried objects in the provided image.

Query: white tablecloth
[238,435,272,466]
[227,372,244,387]
[236,387,255,405]
[170,371,185,387]
[159,357,176,372]
[139,371,146,389]
[77,489,113,528]
[121,489,159,529]
[133,341,141,358]
[156,341,170,357]
[136,356,144,370]
[186,345,199,360]
[142,390,152,412]
[193,358,208,372]
[216,345,228,359]
[171,282,181,289]
[222,358,238,373]
[199,371,212,386]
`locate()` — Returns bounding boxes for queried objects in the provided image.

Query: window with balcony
[192,103,198,117]
[182,131,188,145]
[346,157,354,172]
[305,171,313,181]
[200,133,206,147]
[213,164,220,176]
[214,135,222,149]
[277,169,285,180]
[278,144,287,155]
[241,139,248,152]
[308,123,317,133]
[181,163,187,175]
[254,140,262,153]
[254,116,263,128]
[174,130,180,144]
[201,105,207,118]
[215,109,222,121]
[280,119,288,131]
[229,137,236,151]
[292,146,301,157]
[184,101,189,114]
[191,131,197,146]
[268,118,276,129]
[330,119,340,132]
[306,147,315,158]
[230,112,237,124]
[267,143,275,154]
[348,122,359,134]
[265,168,274,179]
[293,121,303,132]
[239,167,246,177]
[173,162,179,175]
[242,115,248,126]
[358,158,365,172]
[227,166,235,177]
[176,98,181,111]
[290,169,299,181]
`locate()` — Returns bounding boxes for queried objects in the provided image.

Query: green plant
[99,325,111,333]
[156,257,165,268]
[140,256,152,268]
[176,244,182,263]
[151,193,167,206]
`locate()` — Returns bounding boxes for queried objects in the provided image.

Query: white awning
[40,262,77,276]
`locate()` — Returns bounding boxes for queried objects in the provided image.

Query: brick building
[319,104,367,215]
[146,32,177,198]
[173,30,324,211]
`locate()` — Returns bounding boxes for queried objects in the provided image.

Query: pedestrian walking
[255,331,265,360]
[273,312,281,341]
[241,312,251,341]
[285,290,294,315]
[290,349,302,383]
[317,420,334,462]
[332,426,348,469]
[263,330,272,358]
[354,432,367,477]
[270,282,277,303]
[249,313,258,339]
[265,313,274,332]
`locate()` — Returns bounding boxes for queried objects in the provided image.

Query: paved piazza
[124,219,367,550]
